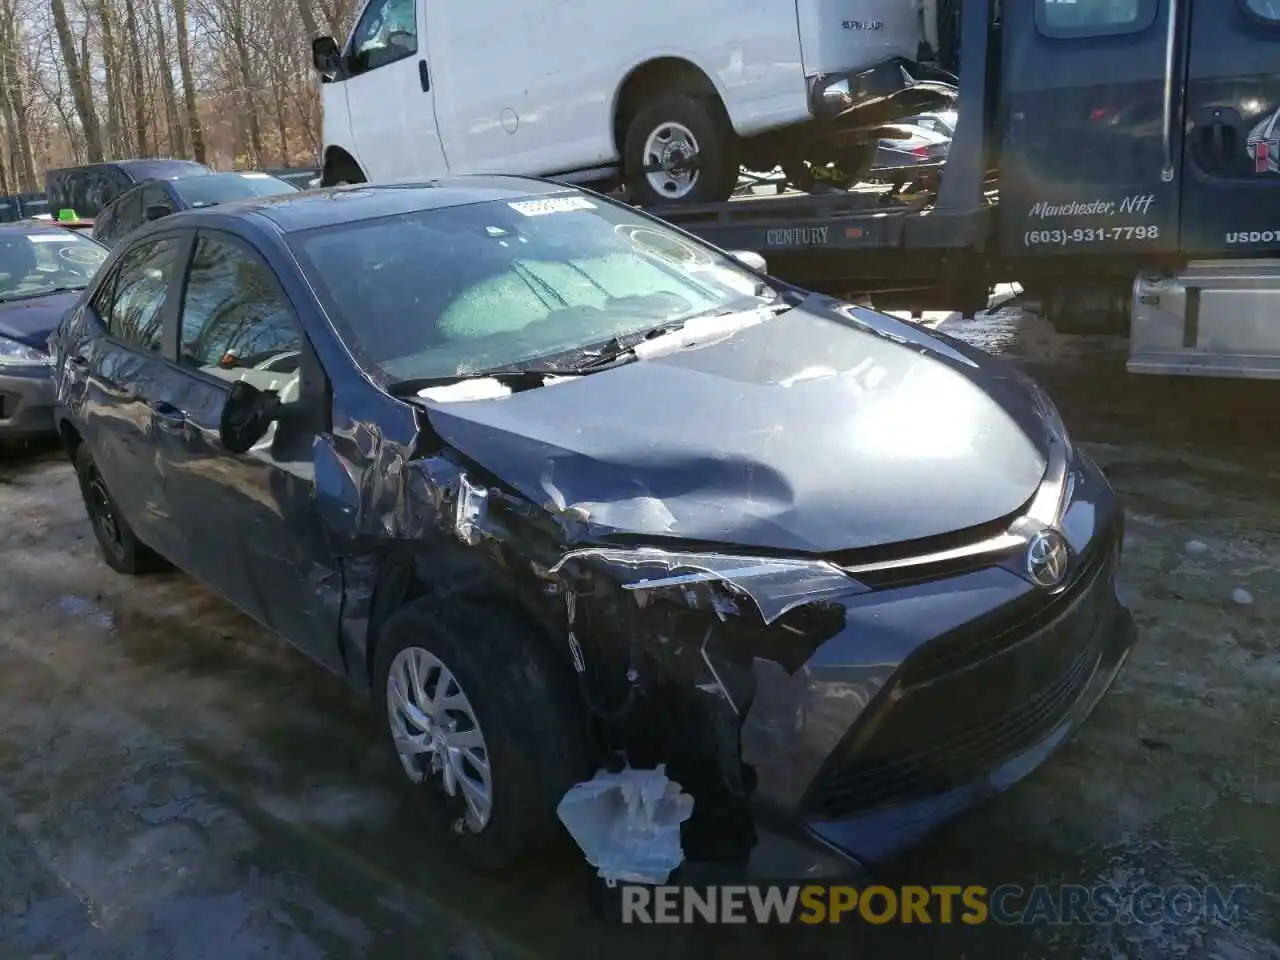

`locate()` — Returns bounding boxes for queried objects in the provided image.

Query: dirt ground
[0,310,1276,959]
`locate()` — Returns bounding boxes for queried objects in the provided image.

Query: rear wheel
[72,445,169,575]
[623,94,738,206]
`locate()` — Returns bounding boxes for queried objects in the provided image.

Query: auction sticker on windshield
[509,196,597,217]
[26,234,74,242]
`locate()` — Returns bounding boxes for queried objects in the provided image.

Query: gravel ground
[0,309,1275,959]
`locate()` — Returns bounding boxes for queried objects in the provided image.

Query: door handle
[1210,120,1225,169]
[151,401,187,432]
[418,59,430,93]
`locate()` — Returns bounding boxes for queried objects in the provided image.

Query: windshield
[0,229,108,302]
[291,193,780,383]
[175,173,298,208]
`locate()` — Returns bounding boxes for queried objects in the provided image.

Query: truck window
[348,0,417,73]
[1241,0,1280,21]
[1037,0,1155,36]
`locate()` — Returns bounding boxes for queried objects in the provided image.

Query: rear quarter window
[1036,0,1157,37]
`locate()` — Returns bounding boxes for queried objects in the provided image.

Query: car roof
[167,176,577,234]
[50,159,210,179]
[0,220,83,237]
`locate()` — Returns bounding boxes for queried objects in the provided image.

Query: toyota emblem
[1025,529,1070,589]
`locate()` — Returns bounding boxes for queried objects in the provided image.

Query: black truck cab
[45,159,212,219]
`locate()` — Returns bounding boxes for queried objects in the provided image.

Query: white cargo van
[311,0,954,205]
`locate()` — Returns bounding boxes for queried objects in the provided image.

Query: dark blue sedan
[0,223,107,438]
[92,171,298,248]
[50,178,1135,880]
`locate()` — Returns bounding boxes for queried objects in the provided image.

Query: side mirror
[312,36,344,77]
[219,379,283,454]
[144,204,169,222]
[730,250,768,273]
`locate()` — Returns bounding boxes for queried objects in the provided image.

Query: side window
[348,0,417,73]
[1037,0,1154,36]
[99,237,182,352]
[112,190,145,240]
[178,235,303,384]
[1242,0,1280,22]
[141,184,175,220]
[92,205,114,243]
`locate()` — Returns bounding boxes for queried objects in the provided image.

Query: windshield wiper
[0,285,85,302]
[570,300,794,372]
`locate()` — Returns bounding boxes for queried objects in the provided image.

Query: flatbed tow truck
[651,0,1280,379]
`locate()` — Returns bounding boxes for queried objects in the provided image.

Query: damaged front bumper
[553,443,1134,881]
[737,449,1135,876]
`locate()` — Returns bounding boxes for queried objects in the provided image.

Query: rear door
[999,0,1177,258]
[1179,0,1280,253]
[76,233,189,560]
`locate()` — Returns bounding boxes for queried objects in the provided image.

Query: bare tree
[148,0,183,155]
[50,0,103,161]
[171,0,206,163]
[123,0,148,154]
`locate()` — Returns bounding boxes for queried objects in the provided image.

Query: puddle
[53,594,116,632]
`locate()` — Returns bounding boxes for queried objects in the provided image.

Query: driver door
[343,0,448,182]
[155,229,344,671]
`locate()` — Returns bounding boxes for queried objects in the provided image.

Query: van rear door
[998,0,1179,259]
[1179,0,1280,254]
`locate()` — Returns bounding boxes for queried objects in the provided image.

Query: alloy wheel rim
[386,646,493,833]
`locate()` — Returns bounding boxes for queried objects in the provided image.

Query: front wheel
[623,93,739,206]
[373,598,588,870]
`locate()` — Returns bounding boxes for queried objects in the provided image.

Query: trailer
[650,0,1280,380]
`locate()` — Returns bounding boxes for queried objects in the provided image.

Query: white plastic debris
[1232,587,1254,606]
[417,378,512,403]
[556,764,694,887]
[1185,539,1209,556]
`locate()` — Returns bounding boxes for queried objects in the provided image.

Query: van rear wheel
[623,94,738,206]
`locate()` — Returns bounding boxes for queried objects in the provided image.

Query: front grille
[899,519,1114,688]
[804,542,1117,819]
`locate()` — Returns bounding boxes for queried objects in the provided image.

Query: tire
[623,93,738,206]
[783,143,875,194]
[322,154,365,187]
[373,596,588,870]
[72,444,169,575]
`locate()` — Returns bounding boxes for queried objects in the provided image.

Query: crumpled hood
[0,291,80,349]
[424,301,1052,555]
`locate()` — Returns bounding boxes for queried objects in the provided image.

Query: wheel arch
[57,416,82,460]
[361,549,569,695]
[611,55,732,157]
[322,145,366,185]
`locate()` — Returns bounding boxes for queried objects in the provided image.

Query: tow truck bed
[653,164,998,296]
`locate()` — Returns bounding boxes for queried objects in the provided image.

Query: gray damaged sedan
[50,177,1136,879]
